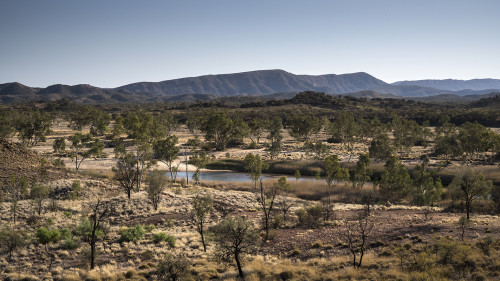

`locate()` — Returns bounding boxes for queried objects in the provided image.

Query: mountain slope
[118,69,388,96]
[393,79,500,91]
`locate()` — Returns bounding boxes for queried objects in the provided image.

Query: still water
[174,171,318,184]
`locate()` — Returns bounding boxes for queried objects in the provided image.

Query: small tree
[35,227,61,251]
[340,215,373,268]
[53,137,66,154]
[323,155,349,220]
[276,176,294,224]
[244,153,268,190]
[267,117,283,159]
[449,168,492,219]
[458,216,470,241]
[68,133,104,171]
[30,184,50,216]
[154,136,180,181]
[353,153,372,189]
[113,153,139,200]
[212,216,260,279]
[328,112,360,161]
[191,194,213,252]
[294,170,301,182]
[190,150,208,184]
[4,175,29,224]
[146,170,167,211]
[369,133,393,163]
[75,199,108,269]
[0,227,27,261]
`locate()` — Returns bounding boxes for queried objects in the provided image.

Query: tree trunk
[358,249,364,268]
[201,227,207,252]
[466,200,470,220]
[235,252,244,278]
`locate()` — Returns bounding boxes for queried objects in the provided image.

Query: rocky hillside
[0,138,44,181]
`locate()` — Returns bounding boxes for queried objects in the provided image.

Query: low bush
[119,225,146,243]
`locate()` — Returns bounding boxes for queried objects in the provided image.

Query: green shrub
[119,225,146,243]
[144,225,156,233]
[62,237,79,250]
[152,232,176,247]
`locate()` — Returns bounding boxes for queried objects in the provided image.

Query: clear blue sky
[1,0,499,87]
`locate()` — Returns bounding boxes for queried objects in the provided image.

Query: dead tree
[340,214,373,268]
[257,179,277,241]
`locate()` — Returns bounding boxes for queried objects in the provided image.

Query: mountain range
[1,69,499,103]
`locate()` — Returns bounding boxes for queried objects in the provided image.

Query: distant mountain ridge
[1,69,500,103]
[117,69,387,96]
[393,78,500,91]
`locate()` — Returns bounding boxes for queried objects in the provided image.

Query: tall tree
[154,136,180,181]
[201,110,248,151]
[353,153,372,189]
[267,117,283,159]
[411,162,443,206]
[286,114,321,142]
[323,155,349,220]
[369,133,394,163]
[379,156,413,201]
[449,168,492,219]
[248,118,268,145]
[15,109,52,146]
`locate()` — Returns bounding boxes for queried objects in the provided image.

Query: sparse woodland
[0,92,500,280]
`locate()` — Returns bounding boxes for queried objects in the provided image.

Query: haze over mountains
[1,69,500,103]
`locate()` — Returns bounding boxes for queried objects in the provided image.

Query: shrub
[157,254,191,281]
[62,237,80,250]
[119,225,145,243]
[144,225,156,233]
[295,204,324,228]
[152,232,176,247]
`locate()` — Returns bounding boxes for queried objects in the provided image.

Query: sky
[1,0,499,88]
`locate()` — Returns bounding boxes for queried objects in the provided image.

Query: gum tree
[449,168,492,219]
[191,194,213,252]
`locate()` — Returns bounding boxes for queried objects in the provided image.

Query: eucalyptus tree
[154,135,180,181]
[327,112,360,161]
[201,110,248,151]
[267,117,283,159]
[379,156,413,201]
[353,153,372,189]
[449,168,492,219]
[243,153,268,190]
[68,133,104,171]
[15,109,52,146]
[212,216,259,279]
[146,170,168,210]
[286,114,321,142]
[191,195,213,252]
[323,155,349,220]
